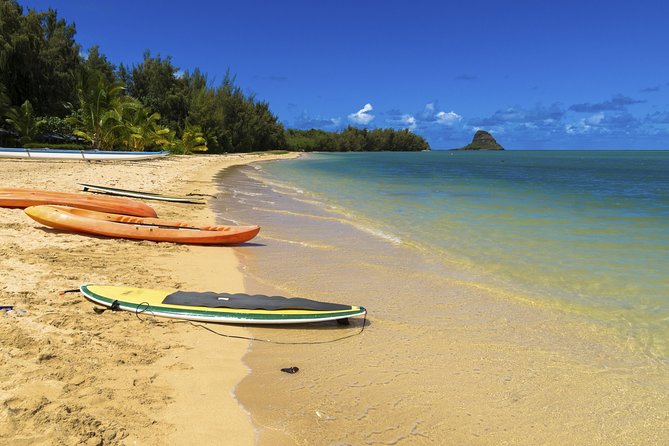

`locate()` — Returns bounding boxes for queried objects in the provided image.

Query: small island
[453,130,505,150]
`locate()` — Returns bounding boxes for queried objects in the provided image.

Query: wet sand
[0,153,295,445]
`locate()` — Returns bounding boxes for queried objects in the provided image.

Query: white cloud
[586,112,605,125]
[417,102,463,127]
[348,103,375,125]
[401,114,417,129]
[565,118,587,134]
[566,112,608,134]
[436,111,462,125]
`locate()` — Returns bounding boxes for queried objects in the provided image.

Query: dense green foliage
[286,127,429,152]
[122,58,287,152]
[122,53,188,133]
[0,0,429,152]
[5,99,43,145]
[0,0,79,116]
[0,84,10,118]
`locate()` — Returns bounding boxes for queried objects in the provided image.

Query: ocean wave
[231,189,263,197]
[271,186,304,195]
[353,224,402,245]
[259,235,335,250]
[250,207,341,222]
[213,215,241,225]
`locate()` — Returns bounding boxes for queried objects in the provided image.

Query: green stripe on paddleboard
[80,285,365,321]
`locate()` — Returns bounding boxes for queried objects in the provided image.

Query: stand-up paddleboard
[79,183,205,203]
[0,188,157,217]
[0,148,169,161]
[80,285,367,324]
[24,205,259,244]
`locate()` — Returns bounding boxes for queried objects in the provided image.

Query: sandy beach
[2,152,668,446]
[0,153,296,445]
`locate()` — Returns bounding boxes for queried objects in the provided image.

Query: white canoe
[0,148,169,161]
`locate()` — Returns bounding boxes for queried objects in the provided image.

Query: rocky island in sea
[453,130,505,150]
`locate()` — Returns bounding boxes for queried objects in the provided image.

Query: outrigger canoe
[0,188,157,217]
[80,284,367,324]
[79,183,205,203]
[24,205,259,244]
[0,148,169,161]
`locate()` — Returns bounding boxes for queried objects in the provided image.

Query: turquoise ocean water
[216,150,669,444]
[242,150,668,356]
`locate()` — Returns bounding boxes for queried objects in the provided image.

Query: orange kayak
[0,188,157,217]
[24,205,260,245]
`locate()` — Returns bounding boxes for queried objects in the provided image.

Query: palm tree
[66,70,128,149]
[5,100,44,146]
[177,122,208,154]
[122,104,173,151]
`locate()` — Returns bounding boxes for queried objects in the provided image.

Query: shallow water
[214,151,669,445]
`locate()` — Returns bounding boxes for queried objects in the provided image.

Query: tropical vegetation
[0,0,429,152]
[286,127,429,152]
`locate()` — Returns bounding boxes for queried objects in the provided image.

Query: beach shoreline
[3,151,668,445]
[0,152,297,445]
[223,152,669,445]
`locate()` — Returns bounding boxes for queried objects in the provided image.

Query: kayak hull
[0,148,169,160]
[0,188,157,217]
[24,205,259,244]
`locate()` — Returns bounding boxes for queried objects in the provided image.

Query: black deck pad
[163,291,352,311]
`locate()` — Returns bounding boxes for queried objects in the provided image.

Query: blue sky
[21,0,669,149]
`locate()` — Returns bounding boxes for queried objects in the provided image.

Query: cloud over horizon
[646,111,669,124]
[383,103,463,131]
[416,103,462,125]
[348,103,375,125]
[569,94,645,113]
[640,85,661,93]
[292,111,341,130]
[400,114,417,129]
[436,111,463,125]
[470,104,564,128]
[286,91,668,149]
[565,112,639,135]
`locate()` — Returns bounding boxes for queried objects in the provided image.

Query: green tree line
[0,0,429,153]
[286,127,429,152]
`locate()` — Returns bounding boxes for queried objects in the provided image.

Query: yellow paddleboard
[80,285,366,325]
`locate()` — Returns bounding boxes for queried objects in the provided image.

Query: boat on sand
[24,205,260,245]
[0,147,169,161]
[0,188,157,217]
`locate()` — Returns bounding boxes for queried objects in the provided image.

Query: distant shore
[0,152,297,445]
